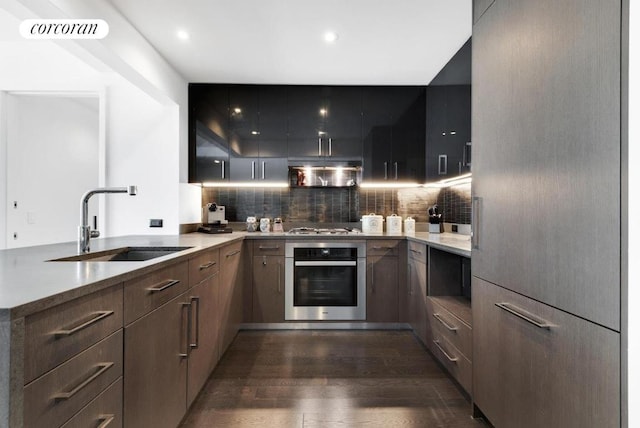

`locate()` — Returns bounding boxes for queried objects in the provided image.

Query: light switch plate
[149,219,163,228]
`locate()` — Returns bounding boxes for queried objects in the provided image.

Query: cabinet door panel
[124,295,188,428]
[219,242,244,354]
[473,277,620,428]
[188,274,220,406]
[287,86,326,158]
[472,0,621,329]
[366,254,399,322]
[252,255,285,323]
[408,257,429,345]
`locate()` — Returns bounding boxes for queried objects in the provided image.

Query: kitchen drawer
[24,330,123,428]
[407,241,427,264]
[367,240,400,256]
[60,377,122,428]
[124,261,189,324]
[473,277,620,428]
[189,247,220,286]
[253,240,285,255]
[431,330,472,394]
[427,297,471,359]
[24,284,123,383]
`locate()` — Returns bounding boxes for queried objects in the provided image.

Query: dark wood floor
[180,330,486,428]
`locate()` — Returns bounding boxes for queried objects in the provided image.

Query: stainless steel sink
[51,246,192,262]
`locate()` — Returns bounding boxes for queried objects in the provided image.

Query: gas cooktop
[286,227,361,235]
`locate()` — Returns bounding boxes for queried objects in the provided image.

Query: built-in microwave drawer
[189,248,220,286]
[60,377,122,428]
[367,240,400,256]
[23,330,123,428]
[407,241,427,264]
[253,240,285,255]
[24,284,123,384]
[124,261,189,324]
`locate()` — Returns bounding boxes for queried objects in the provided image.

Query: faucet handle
[90,230,100,238]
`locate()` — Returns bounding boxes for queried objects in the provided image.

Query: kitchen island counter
[0,233,246,317]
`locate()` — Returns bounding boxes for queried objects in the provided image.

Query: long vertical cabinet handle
[318,137,322,156]
[262,161,266,180]
[370,262,375,294]
[472,197,481,249]
[384,162,388,180]
[221,160,226,179]
[179,302,192,358]
[277,261,282,293]
[251,161,256,180]
[394,162,398,180]
[190,296,200,349]
[328,138,332,156]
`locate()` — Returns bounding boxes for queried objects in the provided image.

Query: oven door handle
[294,261,357,267]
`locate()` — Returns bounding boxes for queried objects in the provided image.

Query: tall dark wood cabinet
[471,0,622,426]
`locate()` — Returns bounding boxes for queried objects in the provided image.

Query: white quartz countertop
[0,231,470,317]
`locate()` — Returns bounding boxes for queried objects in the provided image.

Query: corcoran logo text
[20,19,109,39]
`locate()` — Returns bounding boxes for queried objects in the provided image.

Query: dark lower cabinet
[366,241,400,322]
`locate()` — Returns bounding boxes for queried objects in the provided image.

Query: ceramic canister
[259,217,271,232]
[404,217,416,235]
[246,216,257,232]
[386,214,402,235]
[361,213,383,234]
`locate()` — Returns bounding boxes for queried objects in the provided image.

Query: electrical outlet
[452,224,459,233]
[150,219,163,228]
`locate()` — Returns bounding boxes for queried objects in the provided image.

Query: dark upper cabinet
[426,85,471,179]
[220,85,289,182]
[362,87,426,182]
[190,84,230,182]
[287,86,362,159]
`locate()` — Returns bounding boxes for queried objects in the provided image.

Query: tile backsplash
[202,182,471,225]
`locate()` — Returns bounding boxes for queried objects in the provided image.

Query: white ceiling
[107,0,472,85]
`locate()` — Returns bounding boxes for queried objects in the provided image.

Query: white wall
[5,94,99,248]
[628,1,638,425]
[103,75,181,235]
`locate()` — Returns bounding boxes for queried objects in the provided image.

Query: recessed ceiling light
[233,107,242,114]
[176,30,190,41]
[324,31,338,43]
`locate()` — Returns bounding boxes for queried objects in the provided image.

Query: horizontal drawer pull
[433,340,458,363]
[433,313,458,332]
[409,249,423,254]
[53,362,114,401]
[295,261,357,267]
[199,261,217,270]
[52,311,114,337]
[372,246,395,250]
[258,246,280,250]
[226,250,241,258]
[495,302,553,329]
[97,414,115,428]
[146,279,181,293]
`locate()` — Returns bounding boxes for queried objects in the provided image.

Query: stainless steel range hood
[288,161,362,188]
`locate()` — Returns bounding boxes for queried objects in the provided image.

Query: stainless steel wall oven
[285,241,366,320]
